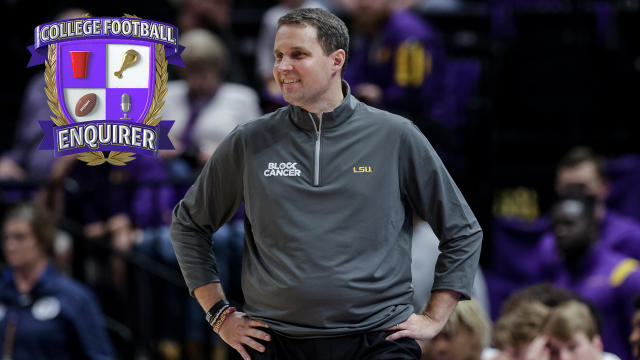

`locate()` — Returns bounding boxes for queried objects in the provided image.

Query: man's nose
[276,57,293,71]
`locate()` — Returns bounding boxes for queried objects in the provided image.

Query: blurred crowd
[1,0,640,359]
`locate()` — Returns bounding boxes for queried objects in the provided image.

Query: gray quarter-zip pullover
[171,82,482,338]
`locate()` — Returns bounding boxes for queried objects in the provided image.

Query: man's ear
[331,49,346,75]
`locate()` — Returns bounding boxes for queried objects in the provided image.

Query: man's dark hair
[557,146,607,179]
[278,8,349,77]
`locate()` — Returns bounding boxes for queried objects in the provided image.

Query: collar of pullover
[289,80,358,131]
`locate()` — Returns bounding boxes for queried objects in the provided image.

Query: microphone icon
[120,93,131,120]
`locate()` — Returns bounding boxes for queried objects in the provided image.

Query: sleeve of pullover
[400,122,482,300]
[170,126,245,294]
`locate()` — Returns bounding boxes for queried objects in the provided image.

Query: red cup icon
[69,51,90,78]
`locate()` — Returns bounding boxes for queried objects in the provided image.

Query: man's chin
[282,94,301,106]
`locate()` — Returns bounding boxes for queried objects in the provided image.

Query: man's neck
[304,79,344,118]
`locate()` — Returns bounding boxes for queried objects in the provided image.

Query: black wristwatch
[205,299,230,325]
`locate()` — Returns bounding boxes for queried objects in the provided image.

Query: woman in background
[0,203,114,360]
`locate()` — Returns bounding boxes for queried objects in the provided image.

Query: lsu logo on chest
[264,162,301,177]
[353,166,372,174]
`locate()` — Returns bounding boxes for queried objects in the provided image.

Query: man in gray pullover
[170,8,482,360]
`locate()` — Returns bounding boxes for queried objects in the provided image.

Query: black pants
[246,329,422,360]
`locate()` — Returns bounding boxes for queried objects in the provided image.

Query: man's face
[629,310,640,359]
[556,162,608,203]
[273,24,338,110]
[552,200,597,258]
[546,333,602,360]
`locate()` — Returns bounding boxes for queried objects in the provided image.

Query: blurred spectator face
[180,62,221,100]
[541,301,602,360]
[179,29,227,100]
[354,0,391,16]
[546,332,602,360]
[630,310,640,359]
[2,218,45,269]
[493,301,551,360]
[180,0,232,31]
[178,6,199,32]
[350,0,392,32]
[273,24,341,110]
[425,326,482,360]
[423,299,488,360]
[556,162,608,204]
[552,199,597,259]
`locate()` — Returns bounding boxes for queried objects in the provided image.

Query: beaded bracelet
[213,307,237,334]
[208,304,230,327]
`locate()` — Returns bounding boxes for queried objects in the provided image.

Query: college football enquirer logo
[27,14,182,165]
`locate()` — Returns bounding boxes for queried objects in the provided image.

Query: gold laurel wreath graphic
[144,43,167,127]
[107,151,136,165]
[45,13,168,166]
[77,151,106,166]
[44,44,68,126]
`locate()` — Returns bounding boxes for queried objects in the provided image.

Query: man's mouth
[282,79,300,84]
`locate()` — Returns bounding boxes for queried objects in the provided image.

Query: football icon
[75,93,97,117]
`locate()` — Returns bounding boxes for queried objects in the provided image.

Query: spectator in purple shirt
[551,193,640,360]
[537,147,640,277]
[344,0,446,120]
